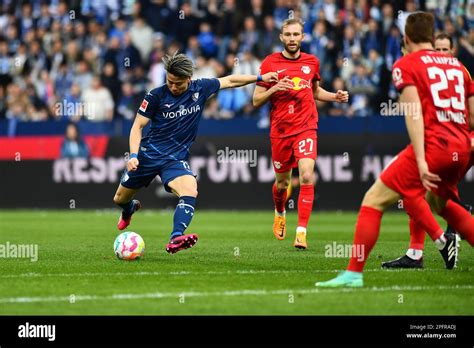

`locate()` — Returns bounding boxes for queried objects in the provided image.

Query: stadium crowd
[0,0,473,125]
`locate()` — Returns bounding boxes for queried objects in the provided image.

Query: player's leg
[444,160,473,241]
[317,145,450,286]
[113,184,141,230]
[292,130,318,249]
[165,173,199,254]
[428,192,474,247]
[316,179,400,287]
[270,135,294,241]
[293,157,315,250]
[382,215,425,269]
[273,169,292,240]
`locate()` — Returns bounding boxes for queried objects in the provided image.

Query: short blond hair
[280,18,304,33]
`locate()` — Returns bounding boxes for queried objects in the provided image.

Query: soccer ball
[114,232,145,260]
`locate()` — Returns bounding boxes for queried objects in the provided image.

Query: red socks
[439,200,474,246]
[297,184,314,228]
[272,183,287,214]
[348,206,383,272]
[403,197,443,241]
[409,217,426,250]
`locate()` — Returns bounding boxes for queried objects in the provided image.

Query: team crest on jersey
[192,92,199,101]
[273,161,282,169]
[139,99,149,112]
[392,68,402,83]
[301,66,311,74]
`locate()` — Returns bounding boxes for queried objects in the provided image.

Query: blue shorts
[120,157,195,193]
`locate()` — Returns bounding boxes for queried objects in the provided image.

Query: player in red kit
[316,12,474,287]
[382,33,474,270]
[253,18,349,250]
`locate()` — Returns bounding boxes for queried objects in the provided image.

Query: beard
[284,42,301,54]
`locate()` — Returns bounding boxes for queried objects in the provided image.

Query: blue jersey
[137,78,221,161]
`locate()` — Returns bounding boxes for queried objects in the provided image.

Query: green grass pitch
[0,210,473,315]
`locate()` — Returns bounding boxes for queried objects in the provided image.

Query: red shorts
[270,130,317,173]
[380,144,470,200]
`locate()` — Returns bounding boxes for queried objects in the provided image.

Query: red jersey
[257,52,320,138]
[471,79,474,141]
[392,49,474,152]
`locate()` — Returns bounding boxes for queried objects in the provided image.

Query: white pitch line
[0,268,452,279]
[0,285,473,304]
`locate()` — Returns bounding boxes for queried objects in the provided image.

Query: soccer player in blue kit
[113,52,278,254]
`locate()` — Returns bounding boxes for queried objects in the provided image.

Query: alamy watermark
[216,147,258,167]
[324,242,365,262]
[380,100,422,119]
[0,241,38,262]
[54,99,97,119]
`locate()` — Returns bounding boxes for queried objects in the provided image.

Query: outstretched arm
[128,114,150,171]
[218,72,278,90]
[252,76,294,108]
[402,86,441,191]
[313,81,349,103]
[468,95,474,132]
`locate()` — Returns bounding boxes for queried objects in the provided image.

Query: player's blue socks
[118,200,135,216]
[170,196,196,240]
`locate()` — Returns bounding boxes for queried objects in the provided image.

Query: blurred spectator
[103,36,123,72]
[73,60,93,92]
[129,17,154,63]
[61,83,83,120]
[348,65,376,117]
[0,39,12,94]
[117,81,140,121]
[250,0,267,31]
[186,36,202,61]
[144,0,174,34]
[258,15,280,58]
[198,22,218,58]
[385,25,402,69]
[238,17,260,55]
[273,0,291,29]
[381,3,395,35]
[0,86,6,119]
[131,66,150,96]
[217,88,248,119]
[176,3,200,49]
[122,32,142,74]
[363,19,382,55]
[217,0,244,62]
[6,83,30,121]
[109,16,128,44]
[0,0,472,125]
[366,49,383,85]
[194,56,219,80]
[232,51,260,101]
[81,76,114,122]
[101,62,121,109]
[53,62,73,101]
[309,20,330,79]
[342,25,362,59]
[326,77,350,117]
[148,52,166,89]
[458,27,474,74]
[33,69,55,107]
[60,123,89,159]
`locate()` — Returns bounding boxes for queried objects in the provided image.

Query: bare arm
[469,95,474,132]
[402,86,440,191]
[252,76,294,108]
[218,72,278,90]
[312,81,349,103]
[127,114,150,171]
